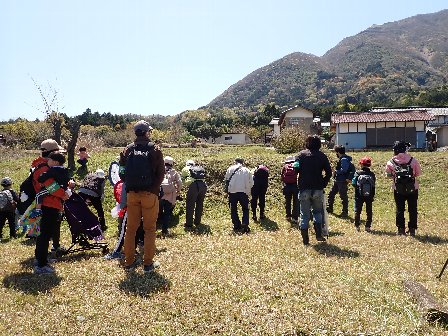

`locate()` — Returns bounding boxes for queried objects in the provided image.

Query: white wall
[213,134,251,145]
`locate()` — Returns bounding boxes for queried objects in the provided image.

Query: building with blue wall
[331,110,434,150]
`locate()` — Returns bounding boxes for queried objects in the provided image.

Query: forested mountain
[208,9,448,110]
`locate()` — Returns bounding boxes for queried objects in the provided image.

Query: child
[77,146,90,168]
[33,152,71,217]
[0,177,19,240]
[352,156,376,232]
[281,156,299,223]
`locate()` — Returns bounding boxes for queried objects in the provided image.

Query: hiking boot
[34,265,55,275]
[259,213,266,220]
[355,225,361,232]
[252,215,258,222]
[300,229,309,245]
[365,226,371,233]
[326,206,333,214]
[397,227,406,235]
[143,261,160,273]
[408,229,416,237]
[340,211,348,218]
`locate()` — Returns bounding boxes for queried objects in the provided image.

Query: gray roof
[371,107,448,116]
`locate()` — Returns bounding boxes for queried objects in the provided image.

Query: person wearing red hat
[352,156,376,232]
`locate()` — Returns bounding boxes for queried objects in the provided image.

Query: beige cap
[134,120,153,133]
[40,139,64,152]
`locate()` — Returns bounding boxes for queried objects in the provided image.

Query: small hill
[208,9,448,109]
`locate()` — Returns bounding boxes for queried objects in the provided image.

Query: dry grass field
[0,146,447,335]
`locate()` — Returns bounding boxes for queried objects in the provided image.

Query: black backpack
[190,165,206,180]
[391,158,415,195]
[356,173,375,198]
[124,142,155,192]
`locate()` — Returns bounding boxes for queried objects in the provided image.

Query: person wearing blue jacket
[327,145,353,217]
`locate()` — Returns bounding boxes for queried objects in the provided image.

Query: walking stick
[437,258,448,279]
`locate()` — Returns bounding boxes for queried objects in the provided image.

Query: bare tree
[30,76,65,144]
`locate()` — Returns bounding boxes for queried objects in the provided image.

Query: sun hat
[285,155,295,163]
[186,159,195,166]
[40,139,64,152]
[164,156,174,165]
[95,169,105,178]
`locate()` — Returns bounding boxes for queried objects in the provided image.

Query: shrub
[271,127,307,154]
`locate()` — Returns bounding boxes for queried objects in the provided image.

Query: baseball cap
[40,139,65,152]
[134,120,153,133]
[186,159,195,166]
[285,155,295,163]
[95,169,105,178]
[359,156,372,167]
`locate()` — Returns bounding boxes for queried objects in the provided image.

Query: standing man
[181,160,207,229]
[31,139,70,274]
[295,135,332,245]
[327,145,353,217]
[224,158,253,233]
[385,141,422,236]
[120,120,164,273]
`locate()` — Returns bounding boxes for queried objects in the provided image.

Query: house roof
[371,106,448,116]
[269,118,279,125]
[331,110,434,124]
[278,105,314,125]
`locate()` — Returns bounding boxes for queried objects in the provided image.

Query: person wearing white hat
[159,156,182,235]
[78,169,107,231]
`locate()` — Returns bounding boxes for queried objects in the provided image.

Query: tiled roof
[331,110,434,124]
[371,107,448,116]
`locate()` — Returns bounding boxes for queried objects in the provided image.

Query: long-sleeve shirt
[224,163,253,196]
[385,152,422,190]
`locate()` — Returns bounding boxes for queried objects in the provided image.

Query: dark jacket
[120,135,164,195]
[79,173,105,198]
[252,165,269,192]
[295,149,332,191]
[37,166,70,189]
[334,154,353,182]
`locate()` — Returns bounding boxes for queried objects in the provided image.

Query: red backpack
[282,163,297,184]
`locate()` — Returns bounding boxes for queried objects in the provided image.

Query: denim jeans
[299,189,324,229]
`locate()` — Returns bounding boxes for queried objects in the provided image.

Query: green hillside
[208,9,448,110]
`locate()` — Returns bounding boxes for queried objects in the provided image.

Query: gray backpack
[0,190,14,212]
[357,174,374,198]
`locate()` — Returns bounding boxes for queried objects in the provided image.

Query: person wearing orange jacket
[30,139,70,274]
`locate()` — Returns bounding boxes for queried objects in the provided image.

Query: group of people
[0,119,422,274]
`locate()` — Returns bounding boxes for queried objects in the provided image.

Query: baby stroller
[62,192,109,256]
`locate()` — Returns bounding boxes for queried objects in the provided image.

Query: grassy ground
[0,146,448,335]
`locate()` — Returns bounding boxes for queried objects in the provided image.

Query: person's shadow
[118,271,171,298]
[313,242,360,258]
[258,217,279,231]
[3,272,62,295]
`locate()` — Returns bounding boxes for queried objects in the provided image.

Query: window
[224,136,232,140]
[289,117,301,125]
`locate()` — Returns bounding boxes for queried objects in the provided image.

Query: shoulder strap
[228,166,241,183]
[407,157,413,165]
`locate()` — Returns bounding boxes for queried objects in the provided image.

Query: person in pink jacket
[385,141,422,236]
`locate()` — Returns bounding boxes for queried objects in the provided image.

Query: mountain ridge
[208,9,448,110]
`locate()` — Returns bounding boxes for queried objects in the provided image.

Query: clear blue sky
[1,0,446,121]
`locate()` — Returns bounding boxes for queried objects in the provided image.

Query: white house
[271,105,315,136]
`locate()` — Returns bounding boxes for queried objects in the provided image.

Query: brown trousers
[124,191,159,267]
